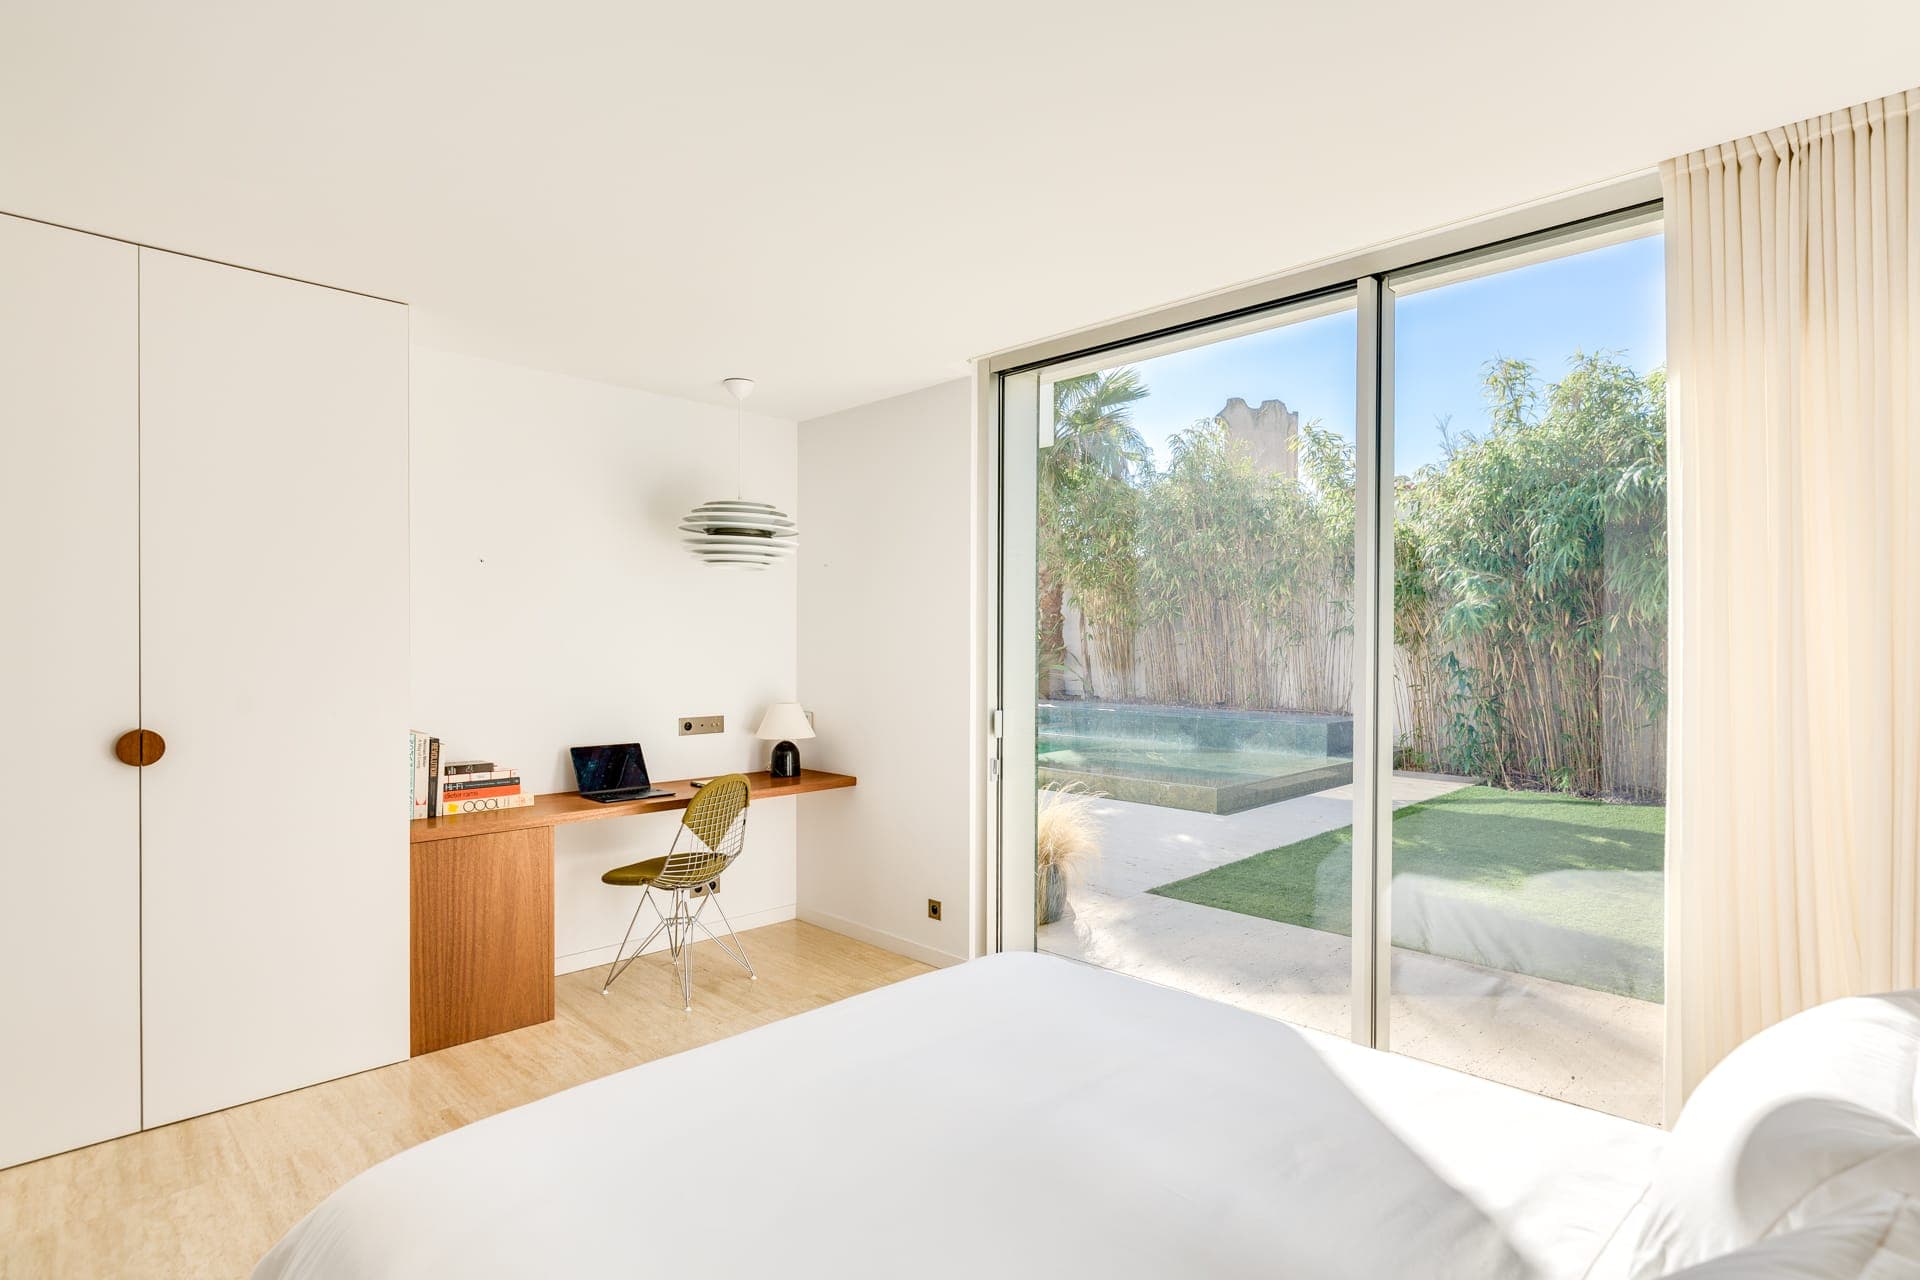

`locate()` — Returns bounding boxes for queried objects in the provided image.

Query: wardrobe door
[0,215,141,1168]
[138,250,408,1125]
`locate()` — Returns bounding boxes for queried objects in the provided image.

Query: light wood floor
[0,921,930,1279]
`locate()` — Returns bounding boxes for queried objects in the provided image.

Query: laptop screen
[570,743,652,794]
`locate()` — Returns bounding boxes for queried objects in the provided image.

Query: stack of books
[410,732,535,818]
[437,761,533,815]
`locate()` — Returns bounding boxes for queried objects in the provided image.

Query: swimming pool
[1037,701,1354,814]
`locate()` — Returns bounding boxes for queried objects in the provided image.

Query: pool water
[1039,735,1337,787]
[1037,702,1353,814]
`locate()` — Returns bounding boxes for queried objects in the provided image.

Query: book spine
[442,770,519,787]
[442,761,498,777]
[440,793,536,815]
[439,775,522,794]
[439,783,521,800]
[428,737,442,817]
[410,731,429,819]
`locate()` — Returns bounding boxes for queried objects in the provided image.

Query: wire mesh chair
[599,773,755,1010]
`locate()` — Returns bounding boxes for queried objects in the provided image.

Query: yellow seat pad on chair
[600,856,669,887]
[600,853,726,887]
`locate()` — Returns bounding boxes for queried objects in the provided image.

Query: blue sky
[1105,234,1666,479]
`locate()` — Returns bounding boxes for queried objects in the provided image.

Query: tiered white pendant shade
[679,499,797,570]
[682,378,794,569]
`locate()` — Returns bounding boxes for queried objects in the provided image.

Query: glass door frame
[984,180,1663,1063]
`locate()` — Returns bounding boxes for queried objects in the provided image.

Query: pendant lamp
[679,377,797,569]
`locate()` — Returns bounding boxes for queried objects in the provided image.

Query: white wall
[410,348,801,975]
[797,378,978,966]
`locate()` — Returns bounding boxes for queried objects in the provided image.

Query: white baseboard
[797,908,966,969]
[554,903,798,977]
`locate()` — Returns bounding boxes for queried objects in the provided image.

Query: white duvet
[256,953,1662,1279]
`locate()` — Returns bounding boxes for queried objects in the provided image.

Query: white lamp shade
[679,500,797,569]
[754,702,815,741]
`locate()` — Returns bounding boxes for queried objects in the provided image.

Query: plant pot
[1036,865,1071,926]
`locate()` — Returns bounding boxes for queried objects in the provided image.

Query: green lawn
[1149,786,1665,1001]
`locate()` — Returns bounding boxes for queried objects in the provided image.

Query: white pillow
[1659,1194,1920,1278]
[1629,992,1920,1277]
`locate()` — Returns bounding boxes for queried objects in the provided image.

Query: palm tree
[1050,368,1150,481]
[1041,368,1150,697]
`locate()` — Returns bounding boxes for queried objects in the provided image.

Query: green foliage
[1038,352,1666,800]
[1397,352,1666,796]
[1050,369,1150,480]
[1039,370,1151,689]
[1097,410,1353,709]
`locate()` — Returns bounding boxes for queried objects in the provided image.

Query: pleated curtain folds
[1663,88,1920,1111]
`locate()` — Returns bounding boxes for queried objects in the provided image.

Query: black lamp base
[768,740,801,778]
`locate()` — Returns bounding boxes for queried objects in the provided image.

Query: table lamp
[754,702,815,779]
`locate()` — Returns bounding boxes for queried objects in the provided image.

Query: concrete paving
[1037,776,1665,1126]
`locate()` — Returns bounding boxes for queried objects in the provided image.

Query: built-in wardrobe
[0,212,408,1169]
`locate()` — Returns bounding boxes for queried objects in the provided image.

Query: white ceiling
[3,1,1915,420]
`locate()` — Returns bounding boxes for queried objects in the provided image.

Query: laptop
[570,743,675,804]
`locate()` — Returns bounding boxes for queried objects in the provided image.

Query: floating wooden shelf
[409,769,857,844]
[408,768,857,1056]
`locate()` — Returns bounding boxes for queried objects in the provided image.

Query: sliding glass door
[1384,226,1667,1121]
[996,206,1667,1121]
[1008,295,1360,1038]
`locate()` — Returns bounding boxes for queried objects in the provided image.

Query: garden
[1039,352,1669,998]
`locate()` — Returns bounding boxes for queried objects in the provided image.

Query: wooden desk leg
[410,826,556,1056]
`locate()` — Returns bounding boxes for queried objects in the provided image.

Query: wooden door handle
[115,729,166,767]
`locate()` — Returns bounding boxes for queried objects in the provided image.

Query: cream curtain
[1665,88,1920,1111]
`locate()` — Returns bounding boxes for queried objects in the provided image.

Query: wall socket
[678,715,724,736]
[926,899,942,921]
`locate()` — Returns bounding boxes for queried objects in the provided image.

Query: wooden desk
[409,769,856,1055]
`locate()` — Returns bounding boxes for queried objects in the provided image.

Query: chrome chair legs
[703,894,756,981]
[601,884,756,1010]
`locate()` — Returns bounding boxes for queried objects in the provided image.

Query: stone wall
[1217,397,1299,479]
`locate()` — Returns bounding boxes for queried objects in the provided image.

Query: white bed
[256,952,1664,1278]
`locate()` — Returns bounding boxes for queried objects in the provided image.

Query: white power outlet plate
[678,715,724,736]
